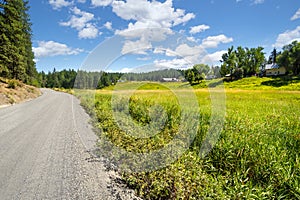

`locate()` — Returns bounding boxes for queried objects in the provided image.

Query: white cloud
[201,34,233,49]
[173,13,195,26]
[104,21,113,30]
[291,8,300,21]
[175,44,204,58]
[78,24,99,39]
[91,0,113,7]
[154,49,227,68]
[112,0,196,57]
[200,50,227,64]
[115,24,173,41]
[274,26,300,48]
[49,0,73,9]
[113,0,194,40]
[137,57,151,61]
[60,7,94,30]
[121,38,152,55]
[154,58,192,69]
[237,0,265,4]
[153,48,176,57]
[120,67,134,73]
[190,24,210,34]
[112,0,194,27]
[32,41,83,58]
[78,0,86,3]
[253,0,264,4]
[187,36,197,42]
[154,44,206,65]
[174,44,207,64]
[60,7,99,39]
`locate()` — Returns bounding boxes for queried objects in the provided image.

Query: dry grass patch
[0,78,41,106]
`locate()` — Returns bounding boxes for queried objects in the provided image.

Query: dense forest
[0,0,38,85]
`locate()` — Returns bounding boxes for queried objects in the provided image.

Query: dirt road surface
[0,89,139,200]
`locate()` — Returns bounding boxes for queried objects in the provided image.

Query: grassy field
[76,77,300,199]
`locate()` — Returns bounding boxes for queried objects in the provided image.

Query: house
[264,63,286,76]
[224,74,232,81]
[161,78,179,82]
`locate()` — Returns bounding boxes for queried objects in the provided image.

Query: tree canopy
[277,41,300,75]
[220,46,265,78]
[0,0,38,85]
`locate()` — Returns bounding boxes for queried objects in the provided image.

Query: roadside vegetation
[0,77,40,105]
[76,81,300,199]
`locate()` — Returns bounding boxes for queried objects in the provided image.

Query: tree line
[0,0,38,85]
[38,68,185,89]
[219,46,265,78]
[219,41,300,79]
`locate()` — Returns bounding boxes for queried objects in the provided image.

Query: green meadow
[76,77,300,199]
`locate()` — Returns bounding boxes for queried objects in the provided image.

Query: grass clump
[7,79,22,89]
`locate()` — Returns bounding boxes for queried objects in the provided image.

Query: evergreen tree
[0,0,37,83]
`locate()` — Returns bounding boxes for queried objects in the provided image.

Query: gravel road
[0,89,139,200]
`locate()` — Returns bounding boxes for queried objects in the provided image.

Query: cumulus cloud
[153,47,176,57]
[200,50,227,64]
[112,0,195,52]
[49,0,73,9]
[153,44,205,66]
[120,67,134,73]
[121,38,152,55]
[173,13,195,26]
[91,0,114,7]
[154,58,192,69]
[78,24,99,39]
[187,36,197,42]
[92,0,197,60]
[78,0,86,3]
[104,21,113,30]
[112,0,194,28]
[60,7,99,39]
[291,8,300,21]
[190,24,210,34]
[201,34,233,49]
[274,26,300,48]
[32,41,83,58]
[60,7,94,30]
[175,44,204,59]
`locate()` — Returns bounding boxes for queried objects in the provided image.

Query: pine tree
[22,0,37,84]
[0,0,37,84]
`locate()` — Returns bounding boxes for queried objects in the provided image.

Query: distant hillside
[0,78,41,106]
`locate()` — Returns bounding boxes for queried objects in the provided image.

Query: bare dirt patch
[0,78,41,106]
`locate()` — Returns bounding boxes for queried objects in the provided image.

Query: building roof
[162,78,178,81]
[265,63,280,70]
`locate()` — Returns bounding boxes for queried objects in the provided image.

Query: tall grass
[77,82,300,199]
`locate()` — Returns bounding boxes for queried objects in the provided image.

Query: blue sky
[29,0,300,72]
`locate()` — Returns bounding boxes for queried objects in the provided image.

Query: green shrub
[7,79,22,89]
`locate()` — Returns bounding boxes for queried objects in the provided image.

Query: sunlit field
[76,79,300,199]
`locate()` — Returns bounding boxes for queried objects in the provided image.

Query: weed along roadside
[74,81,300,199]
